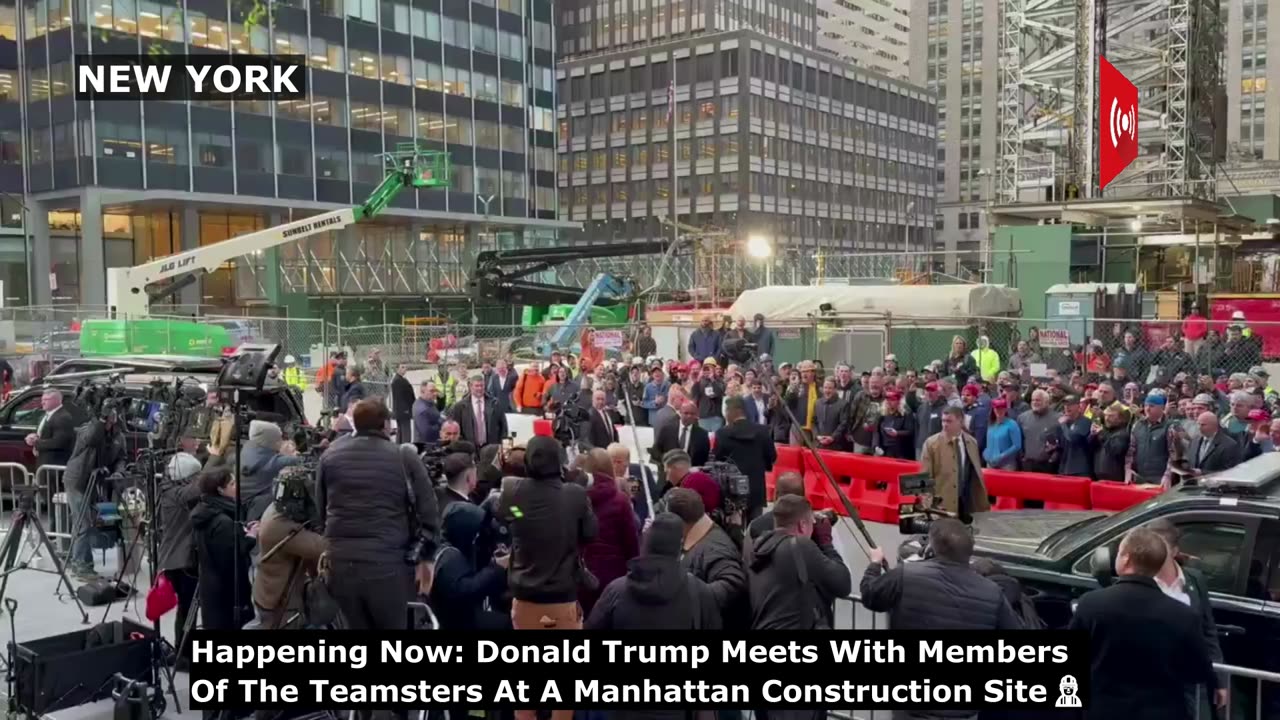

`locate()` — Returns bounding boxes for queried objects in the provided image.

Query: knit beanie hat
[643,512,684,557]
[248,420,283,449]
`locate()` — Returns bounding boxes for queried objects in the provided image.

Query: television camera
[896,471,957,535]
[552,393,589,449]
[702,460,752,522]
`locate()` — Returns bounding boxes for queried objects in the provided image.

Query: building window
[237,139,272,173]
[443,66,470,96]
[278,145,312,176]
[194,133,231,167]
[316,149,348,179]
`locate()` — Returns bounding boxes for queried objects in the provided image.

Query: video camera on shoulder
[897,471,956,535]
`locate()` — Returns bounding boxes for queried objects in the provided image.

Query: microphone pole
[618,379,656,518]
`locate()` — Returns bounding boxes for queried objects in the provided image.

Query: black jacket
[1091,426,1130,481]
[499,474,598,604]
[588,555,721,631]
[748,530,851,630]
[691,379,726,420]
[448,396,510,450]
[915,397,948,458]
[157,474,202,572]
[813,395,849,447]
[486,371,518,415]
[1068,576,1218,720]
[435,486,473,523]
[190,493,254,630]
[342,380,366,408]
[390,374,415,418]
[35,405,78,467]
[1057,416,1094,477]
[713,419,777,511]
[877,412,917,460]
[316,433,440,566]
[580,407,620,449]
[680,519,749,627]
[1189,431,1239,474]
[861,558,1022,631]
[62,419,127,494]
[651,421,710,467]
[429,503,509,631]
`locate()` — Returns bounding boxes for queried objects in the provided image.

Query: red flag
[1098,56,1138,190]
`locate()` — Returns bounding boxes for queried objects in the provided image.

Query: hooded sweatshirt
[430,503,508,630]
[748,530,851,630]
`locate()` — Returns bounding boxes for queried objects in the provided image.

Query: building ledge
[990,196,1256,233]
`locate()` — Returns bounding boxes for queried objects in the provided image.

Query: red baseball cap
[1248,409,1270,422]
[885,391,903,401]
[924,381,940,392]
[962,384,982,396]
[991,398,1009,409]
[687,359,701,370]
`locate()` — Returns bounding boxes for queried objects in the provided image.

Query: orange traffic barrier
[984,469,1092,510]
[766,445,805,500]
[1090,480,1163,511]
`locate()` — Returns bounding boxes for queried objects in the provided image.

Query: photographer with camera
[713,396,776,523]
[429,502,511,631]
[240,420,302,523]
[919,406,989,523]
[192,465,256,631]
[63,399,128,580]
[253,465,327,629]
[316,399,440,630]
[749,495,850,633]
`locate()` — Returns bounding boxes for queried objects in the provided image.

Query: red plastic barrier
[767,445,805,500]
[532,419,553,437]
[793,451,921,523]
[983,469,1092,510]
[1090,481,1163,511]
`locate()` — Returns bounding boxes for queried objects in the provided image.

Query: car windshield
[1040,494,1170,559]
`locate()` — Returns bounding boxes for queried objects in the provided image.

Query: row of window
[22,0,553,46]
[561,97,741,136]
[29,120,556,177]
[562,176,926,213]
[571,215,926,250]
[562,136,741,172]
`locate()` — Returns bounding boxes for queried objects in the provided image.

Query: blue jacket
[965,398,991,457]
[641,380,670,410]
[687,329,722,362]
[413,398,442,444]
[752,326,776,358]
[1057,416,1094,477]
[983,417,1023,469]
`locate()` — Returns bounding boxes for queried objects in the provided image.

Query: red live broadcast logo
[1098,56,1138,190]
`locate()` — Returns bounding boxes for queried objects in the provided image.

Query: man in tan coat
[920,405,990,522]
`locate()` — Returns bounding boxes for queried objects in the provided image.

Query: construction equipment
[105,144,451,318]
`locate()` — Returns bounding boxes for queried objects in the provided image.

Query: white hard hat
[1231,310,1246,320]
[284,354,297,364]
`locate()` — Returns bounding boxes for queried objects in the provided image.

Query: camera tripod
[0,485,89,624]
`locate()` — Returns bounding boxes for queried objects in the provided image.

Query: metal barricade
[35,464,69,549]
[0,462,33,532]
[1198,664,1280,720]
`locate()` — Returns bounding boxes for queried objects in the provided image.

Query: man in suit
[651,385,685,436]
[1189,411,1240,476]
[26,389,77,467]
[580,390,619,449]
[1147,519,1228,715]
[919,406,990,522]
[744,378,772,428]
[448,375,509,453]
[1069,527,1218,720]
[651,400,710,467]
[390,363,416,444]
[713,397,777,522]
[486,359,518,415]
[813,377,850,452]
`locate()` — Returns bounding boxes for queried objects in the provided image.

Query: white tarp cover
[729,284,1023,323]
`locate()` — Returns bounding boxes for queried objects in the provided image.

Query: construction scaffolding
[997,0,1222,203]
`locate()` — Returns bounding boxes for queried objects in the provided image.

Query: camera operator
[862,517,1021,636]
[436,453,478,519]
[240,420,302,523]
[63,399,128,579]
[316,399,440,630]
[667,488,748,629]
[498,435,597,639]
[191,465,255,630]
[253,466,327,629]
[158,433,203,667]
[919,406,990,522]
[713,396,776,523]
[749,495,850,633]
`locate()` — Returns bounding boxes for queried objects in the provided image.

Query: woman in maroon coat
[578,450,640,615]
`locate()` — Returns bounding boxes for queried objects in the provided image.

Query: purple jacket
[579,473,640,615]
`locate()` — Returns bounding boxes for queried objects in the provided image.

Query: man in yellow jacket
[281,355,309,392]
[969,335,1002,384]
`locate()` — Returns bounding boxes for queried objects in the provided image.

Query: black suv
[968,453,1280,685]
[0,374,307,471]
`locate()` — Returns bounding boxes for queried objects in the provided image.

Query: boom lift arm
[470,240,674,307]
[105,145,451,317]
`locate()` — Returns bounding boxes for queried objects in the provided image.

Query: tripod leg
[176,582,201,662]
[27,512,89,624]
[0,512,28,610]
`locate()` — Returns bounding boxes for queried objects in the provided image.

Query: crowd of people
[37,308,1269,720]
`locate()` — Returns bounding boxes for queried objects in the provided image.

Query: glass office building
[557,30,937,252]
[2,0,568,308]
